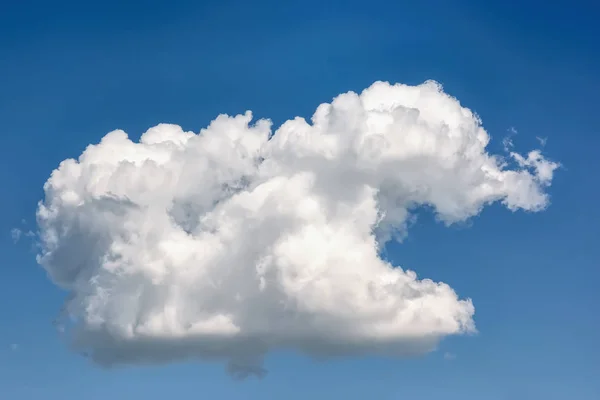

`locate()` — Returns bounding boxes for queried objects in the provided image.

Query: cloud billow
[36,80,558,377]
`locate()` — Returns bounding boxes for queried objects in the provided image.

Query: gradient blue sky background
[1,0,599,399]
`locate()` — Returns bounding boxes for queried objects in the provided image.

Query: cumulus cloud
[35,80,558,377]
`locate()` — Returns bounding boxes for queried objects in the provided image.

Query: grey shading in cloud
[35,80,559,377]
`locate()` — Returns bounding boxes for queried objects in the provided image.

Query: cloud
[443,352,456,360]
[35,80,558,377]
[10,343,19,351]
[536,136,548,147]
[509,150,559,186]
[11,228,22,243]
[10,225,37,247]
[502,126,518,152]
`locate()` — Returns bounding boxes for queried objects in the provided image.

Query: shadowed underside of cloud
[36,80,558,377]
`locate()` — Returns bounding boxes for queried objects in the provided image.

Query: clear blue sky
[1,0,598,399]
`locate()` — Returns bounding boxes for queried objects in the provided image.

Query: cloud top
[36,80,558,376]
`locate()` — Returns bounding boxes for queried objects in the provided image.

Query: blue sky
[1,0,599,399]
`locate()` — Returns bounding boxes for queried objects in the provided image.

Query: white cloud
[510,150,559,186]
[10,343,19,351]
[536,136,548,147]
[502,126,518,152]
[35,80,558,377]
[10,228,22,243]
[10,226,36,247]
